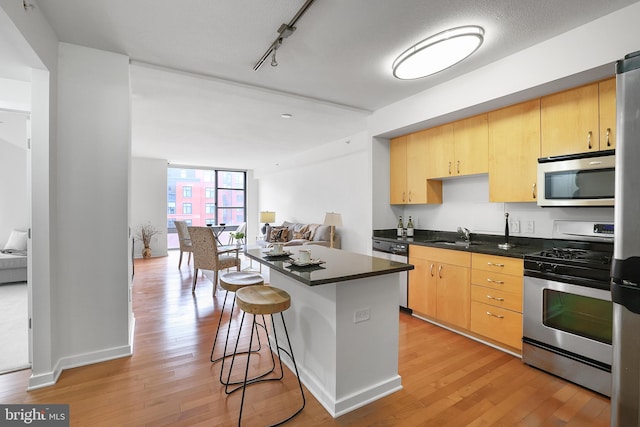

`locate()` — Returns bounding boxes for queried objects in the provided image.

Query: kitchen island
[245,245,414,417]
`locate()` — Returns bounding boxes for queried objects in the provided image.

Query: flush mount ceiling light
[392,25,484,80]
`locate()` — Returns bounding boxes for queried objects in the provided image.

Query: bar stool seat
[211,272,265,365]
[227,285,305,426]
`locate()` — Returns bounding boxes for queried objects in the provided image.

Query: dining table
[207,224,238,246]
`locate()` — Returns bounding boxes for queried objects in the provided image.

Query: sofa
[260,221,341,249]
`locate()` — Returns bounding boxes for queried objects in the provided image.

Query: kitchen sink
[430,240,481,247]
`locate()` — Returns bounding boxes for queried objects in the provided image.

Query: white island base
[269,269,402,418]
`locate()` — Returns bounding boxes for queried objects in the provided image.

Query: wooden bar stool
[211,272,265,365]
[226,285,306,426]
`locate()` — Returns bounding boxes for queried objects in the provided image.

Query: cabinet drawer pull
[486,278,505,285]
[487,262,505,267]
[402,192,405,202]
[587,131,593,149]
[487,295,505,301]
[438,265,443,279]
[408,191,412,202]
[457,160,460,174]
[486,311,504,319]
[448,161,452,175]
[606,128,611,147]
[430,263,434,277]
[532,183,536,199]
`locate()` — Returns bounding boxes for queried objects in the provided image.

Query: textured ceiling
[4,0,639,169]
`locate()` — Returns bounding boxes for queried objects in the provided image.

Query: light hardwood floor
[0,251,610,426]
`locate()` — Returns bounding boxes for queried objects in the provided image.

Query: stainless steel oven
[522,220,614,396]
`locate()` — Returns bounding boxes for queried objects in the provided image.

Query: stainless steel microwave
[537,150,615,207]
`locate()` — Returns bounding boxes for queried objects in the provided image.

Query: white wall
[256,131,372,254]
[0,113,28,244]
[131,157,168,258]
[401,175,613,239]
[53,42,131,374]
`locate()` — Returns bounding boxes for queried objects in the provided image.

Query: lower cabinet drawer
[470,301,523,350]
[471,284,522,312]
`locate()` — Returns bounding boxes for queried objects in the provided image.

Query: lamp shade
[260,211,276,223]
[323,212,343,227]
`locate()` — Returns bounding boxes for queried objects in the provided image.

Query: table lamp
[260,211,276,235]
[323,212,342,249]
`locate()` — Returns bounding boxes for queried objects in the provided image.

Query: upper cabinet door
[425,123,454,179]
[453,114,488,176]
[406,130,429,204]
[389,136,407,204]
[488,99,541,202]
[599,78,616,150]
[541,83,599,157]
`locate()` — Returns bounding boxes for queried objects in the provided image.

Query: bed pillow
[4,229,28,251]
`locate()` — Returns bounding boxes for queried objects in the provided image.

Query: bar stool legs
[210,272,265,364]
[228,286,306,426]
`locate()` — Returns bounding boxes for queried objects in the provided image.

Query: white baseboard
[28,319,136,391]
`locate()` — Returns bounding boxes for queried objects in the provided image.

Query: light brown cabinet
[425,123,454,179]
[470,253,523,351]
[453,114,489,176]
[409,245,471,329]
[390,134,442,204]
[427,115,488,178]
[541,79,616,157]
[488,99,541,202]
[598,78,616,150]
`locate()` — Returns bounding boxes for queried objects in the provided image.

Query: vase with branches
[136,223,161,258]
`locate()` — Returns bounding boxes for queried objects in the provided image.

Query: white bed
[0,251,27,284]
[1,229,28,284]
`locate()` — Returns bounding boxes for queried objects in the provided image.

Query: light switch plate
[510,220,520,233]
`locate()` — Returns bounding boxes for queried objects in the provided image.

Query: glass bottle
[407,216,414,237]
[397,216,404,237]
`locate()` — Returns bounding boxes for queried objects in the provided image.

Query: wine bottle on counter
[397,216,404,237]
[407,216,414,237]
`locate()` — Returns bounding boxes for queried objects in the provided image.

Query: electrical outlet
[354,308,370,323]
[510,220,520,233]
[525,220,535,234]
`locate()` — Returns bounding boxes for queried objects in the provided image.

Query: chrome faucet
[457,226,471,243]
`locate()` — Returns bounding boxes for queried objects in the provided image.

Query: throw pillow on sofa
[269,227,289,242]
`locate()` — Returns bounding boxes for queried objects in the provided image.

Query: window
[167,167,246,249]
[217,171,245,225]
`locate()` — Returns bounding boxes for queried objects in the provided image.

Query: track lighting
[253,0,316,71]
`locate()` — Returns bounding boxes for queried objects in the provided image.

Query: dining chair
[174,220,193,269]
[227,222,247,245]
[188,226,241,294]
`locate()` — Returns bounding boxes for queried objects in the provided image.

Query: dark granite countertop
[245,245,414,286]
[373,229,548,258]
